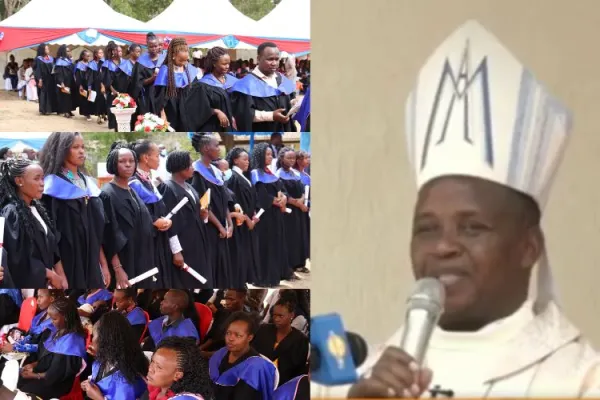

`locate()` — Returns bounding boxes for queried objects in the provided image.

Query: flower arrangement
[134,113,174,133]
[111,93,136,109]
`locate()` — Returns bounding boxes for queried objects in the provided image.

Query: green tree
[104,0,174,22]
[230,0,275,21]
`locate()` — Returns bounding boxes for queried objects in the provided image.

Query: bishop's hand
[348,347,432,398]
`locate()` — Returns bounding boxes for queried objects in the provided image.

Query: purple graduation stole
[77,289,113,306]
[44,331,87,375]
[274,375,308,400]
[29,311,55,336]
[148,316,199,346]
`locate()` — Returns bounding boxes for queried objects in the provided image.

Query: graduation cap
[404,20,573,310]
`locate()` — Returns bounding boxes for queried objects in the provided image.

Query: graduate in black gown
[190,133,233,288]
[73,49,95,121]
[189,47,237,132]
[124,44,143,130]
[53,45,75,119]
[158,151,212,288]
[89,48,107,125]
[80,311,148,400]
[131,32,166,117]
[40,132,110,289]
[102,42,130,131]
[128,139,175,288]
[229,42,296,132]
[252,298,309,386]
[250,143,292,286]
[153,37,200,131]
[34,43,57,115]
[18,297,87,398]
[100,143,156,289]
[0,159,68,289]
[113,288,148,341]
[275,148,310,273]
[147,337,214,400]
[225,147,261,286]
[294,151,311,271]
[209,312,278,400]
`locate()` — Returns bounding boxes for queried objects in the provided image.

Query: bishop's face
[410,175,541,331]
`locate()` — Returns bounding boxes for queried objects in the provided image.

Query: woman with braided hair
[187,46,237,132]
[0,158,67,288]
[147,337,214,400]
[153,37,200,131]
[251,143,293,287]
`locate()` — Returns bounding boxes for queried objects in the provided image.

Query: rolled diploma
[304,185,310,207]
[182,264,207,284]
[164,197,189,220]
[255,209,265,219]
[0,217,4,269]
[128,267,159,285]
[285,208,292,214]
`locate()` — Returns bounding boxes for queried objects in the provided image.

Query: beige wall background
[311,0,600,346]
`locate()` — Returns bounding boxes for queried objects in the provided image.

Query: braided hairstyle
[39,132,87,176]
[250,143,269,171]
[166,37,191,99]
[166,151,192,174]
[203,46,228,74]
[0,158,54,241]
[128,139,154,161]
[94,311,149,384]
[190,132,215,156]
[77,49,91,63]
[146,32,158,43]
[275,146,295,170]
[156,337,214,397]
[48,297,86,338]
[106,141,137,177]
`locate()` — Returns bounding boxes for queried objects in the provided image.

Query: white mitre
[404,20,573,310]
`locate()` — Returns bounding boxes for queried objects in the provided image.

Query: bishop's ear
[520,226,545,270]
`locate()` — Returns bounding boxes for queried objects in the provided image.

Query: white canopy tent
[146,0,259,44]
[255,0,310,40]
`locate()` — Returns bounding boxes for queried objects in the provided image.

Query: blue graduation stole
[90,361,147,399]
[36,56,54,64]
[200,73,238,90]
[54,57,71,68]
[78,289,113,306]
[129,178,162,204]
[251,169,279,185]
[293,86,310,131]
[119,59,134,77]
[154,64,198,88]
[274,375,308,400]
[75,61,88,72]
[300,171,310,187]
[209,347,278,400]
[170,395,205,400]
[29,311,55,336]
[43,174,101,200]
[0,290,22,307]
[275,168,301,181]
[125,306,147,326]
[148,316,199,346]
[229,72,295,98]
[192,160,224,186]
[44,331,87,359]
[138,52,166,70]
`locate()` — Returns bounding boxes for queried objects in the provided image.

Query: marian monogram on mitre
[404,20,573,210]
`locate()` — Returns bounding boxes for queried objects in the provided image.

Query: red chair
[139,310,150,344]
[194,302,213,340]
[59,376,84,400]
[17,297,37,332]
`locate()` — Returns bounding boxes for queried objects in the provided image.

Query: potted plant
[110,93,137,132]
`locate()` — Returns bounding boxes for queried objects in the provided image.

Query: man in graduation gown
[229,42,297,132]
[313,20,600,399]
[142,289,199,351]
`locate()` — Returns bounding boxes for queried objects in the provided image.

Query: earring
[18,184,23,187]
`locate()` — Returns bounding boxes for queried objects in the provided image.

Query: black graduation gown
[186,73,237,133]
[89,59,105,116]
[100,182,156,289]
[34,56,57,114]
[18,333,84,398]
[53,57,74,114]
[190,163,233,288]
[0,248,15,289]
[0,203,59,288]
[212,348,263,400]
[131,52,165,116]
[277,170,310,270]
[158,180,213,288]
[102,59,131,131]
[74,61,94,117]
[251,170,292,286]
[252,324,309,386]
[229,72,297,132]
[129,173,174,288]
[225,171,260,285]
[152,64,199,132]
[42,173,106,289]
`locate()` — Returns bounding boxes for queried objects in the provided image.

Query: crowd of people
[0,132,311,290]
[0,288,309,399]
[6,32,310,133]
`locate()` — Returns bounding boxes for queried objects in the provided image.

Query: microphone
[309,313,368,386]
[399,277,445,365]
